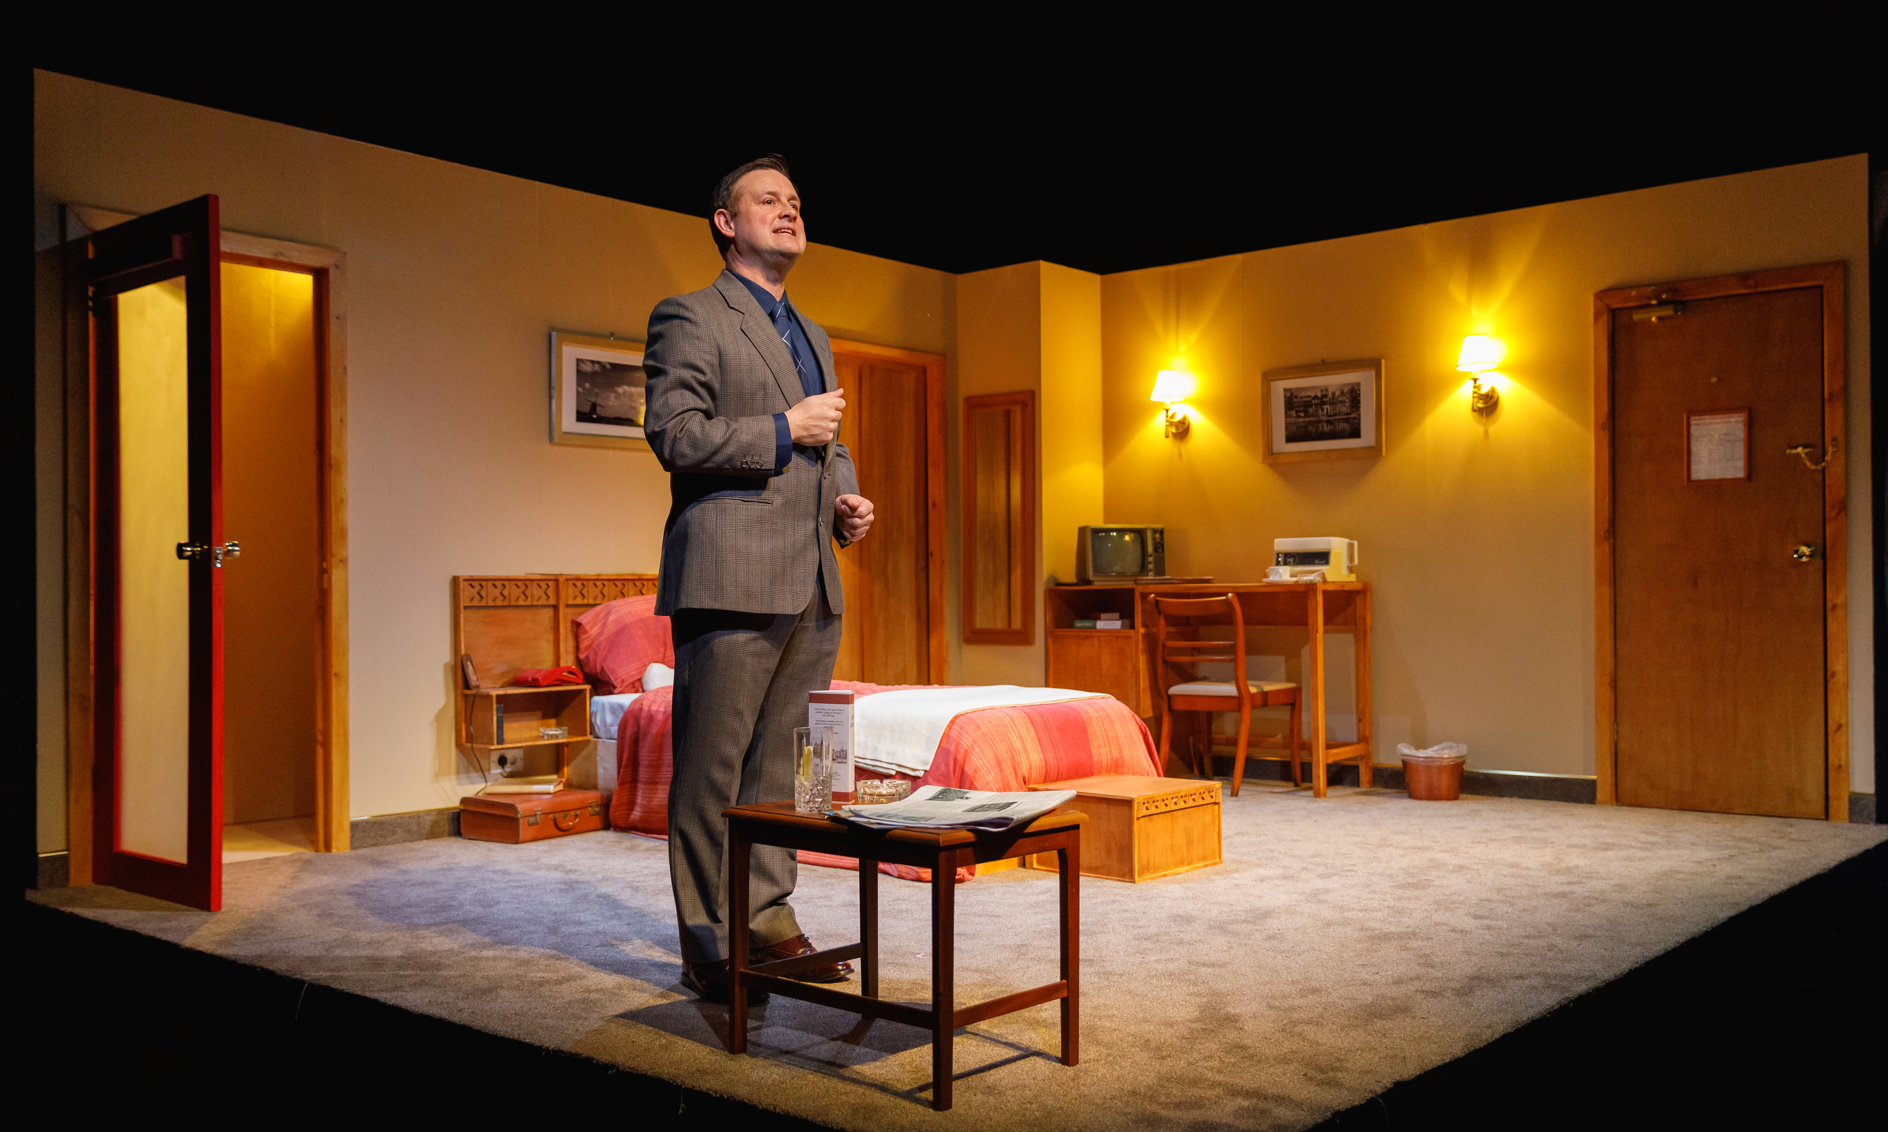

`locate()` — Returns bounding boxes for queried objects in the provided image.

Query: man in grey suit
[642,156,875,1003]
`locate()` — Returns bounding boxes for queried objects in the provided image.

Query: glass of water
[792,726,832,814]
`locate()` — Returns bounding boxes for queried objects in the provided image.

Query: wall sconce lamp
[1456,335,1503,415]
[1151,369,1192,438]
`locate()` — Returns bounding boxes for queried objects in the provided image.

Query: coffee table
[724,800,1086,1111]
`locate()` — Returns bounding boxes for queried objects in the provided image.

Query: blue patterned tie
[772,302,820,400]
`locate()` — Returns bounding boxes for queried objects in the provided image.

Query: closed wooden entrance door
[827,344,946,685]
[1601,265,1846,819]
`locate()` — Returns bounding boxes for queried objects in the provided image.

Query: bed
[453,574,1162,880]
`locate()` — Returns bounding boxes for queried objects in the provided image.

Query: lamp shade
[1457,335,1503,373]
[1150,369,1193,404]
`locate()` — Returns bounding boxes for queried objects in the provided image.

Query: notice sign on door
[1687,409,1749,482]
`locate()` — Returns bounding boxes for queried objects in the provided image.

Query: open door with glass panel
[84,195,228,910]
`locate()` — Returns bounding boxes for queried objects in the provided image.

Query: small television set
[1076,525,1165,584]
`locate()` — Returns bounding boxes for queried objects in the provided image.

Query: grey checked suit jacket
[642,270,858,617]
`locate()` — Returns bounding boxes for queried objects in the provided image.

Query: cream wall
[1099,157,1873,787]
[33,71,953,841]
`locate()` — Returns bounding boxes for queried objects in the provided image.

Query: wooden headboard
[452,573,658,689]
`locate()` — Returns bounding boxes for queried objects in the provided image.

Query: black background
[30,19,1881,276]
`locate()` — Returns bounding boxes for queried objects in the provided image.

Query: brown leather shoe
[752,933,853,983]
[679,958,768,1005]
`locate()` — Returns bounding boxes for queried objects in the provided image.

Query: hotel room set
[459,578,1163,880]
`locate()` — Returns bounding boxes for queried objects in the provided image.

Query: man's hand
[787,389,846,446]
[836,494,874,543]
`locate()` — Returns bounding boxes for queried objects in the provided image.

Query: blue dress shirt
[734,273,825,471]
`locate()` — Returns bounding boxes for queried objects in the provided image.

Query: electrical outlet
[492,749,523,775]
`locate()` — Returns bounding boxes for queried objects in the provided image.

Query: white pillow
[641,661,675,690]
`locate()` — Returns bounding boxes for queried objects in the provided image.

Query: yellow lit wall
[954,263,1046,685]
[220,261,320,825]
[952,262,1105,687]
[1100,157,1872,783]
[1039,263,1106,590]
[33,70,953,838]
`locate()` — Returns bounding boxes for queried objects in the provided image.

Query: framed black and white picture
[1260,358,1384,464]
[551,330,649,450]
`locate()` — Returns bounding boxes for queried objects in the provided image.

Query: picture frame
[1260,358,1384,464]
[550,330,650,450]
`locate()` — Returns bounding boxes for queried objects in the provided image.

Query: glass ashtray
[539,726,569,740]
[855,779,912,806]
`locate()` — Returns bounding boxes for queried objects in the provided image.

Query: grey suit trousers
[667,592,841,963]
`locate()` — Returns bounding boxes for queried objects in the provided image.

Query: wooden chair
[1153,594,1301,796]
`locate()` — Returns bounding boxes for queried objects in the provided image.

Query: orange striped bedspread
[609,680,1159,879]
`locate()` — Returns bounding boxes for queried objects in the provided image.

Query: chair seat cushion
[1168,680,1296,697]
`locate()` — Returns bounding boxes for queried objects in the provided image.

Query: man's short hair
[710,155,793,257]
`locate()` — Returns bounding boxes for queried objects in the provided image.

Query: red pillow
[575,595,673,694]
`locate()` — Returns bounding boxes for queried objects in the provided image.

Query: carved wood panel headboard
[451,573,658,689]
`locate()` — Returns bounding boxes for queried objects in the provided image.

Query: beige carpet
[33,783,1886,1130]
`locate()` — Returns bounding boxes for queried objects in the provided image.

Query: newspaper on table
[832,785,1076,832]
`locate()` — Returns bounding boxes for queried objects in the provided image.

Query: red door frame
[87,195,225,909]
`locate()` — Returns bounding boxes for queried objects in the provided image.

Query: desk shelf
[1045,588,1144,711]
[1044,586,1139,630]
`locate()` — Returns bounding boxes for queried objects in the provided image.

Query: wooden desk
[1046,582,1372,795]
[724,801,1085,1111]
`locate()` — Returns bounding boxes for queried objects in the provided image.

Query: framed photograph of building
[551,330,649,450]
[1260,358,1384,464]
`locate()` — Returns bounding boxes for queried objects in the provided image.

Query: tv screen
[1091,529,1143,576]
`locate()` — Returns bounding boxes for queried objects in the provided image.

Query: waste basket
[1397,742,1467,801]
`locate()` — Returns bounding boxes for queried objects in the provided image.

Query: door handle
[176,540,243,567]
[1791,544,1821,563]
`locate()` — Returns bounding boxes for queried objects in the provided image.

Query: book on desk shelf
[1072,619,1125,629]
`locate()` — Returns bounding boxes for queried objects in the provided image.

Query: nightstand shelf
[458,684,591,778]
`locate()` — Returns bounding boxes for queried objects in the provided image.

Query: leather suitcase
[460,788,609,844]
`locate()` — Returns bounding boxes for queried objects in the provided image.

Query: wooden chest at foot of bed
[460,788,609,844]
[1025,775,1221,882]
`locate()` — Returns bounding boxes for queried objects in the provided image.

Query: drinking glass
[792,726,832,814]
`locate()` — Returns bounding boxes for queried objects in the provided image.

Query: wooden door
[85,195,229,907]
[828,344,946,685]
[1601,266,1846,819]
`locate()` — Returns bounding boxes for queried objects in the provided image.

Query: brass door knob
[1791,544,1821,563]
[175,540,243,567]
